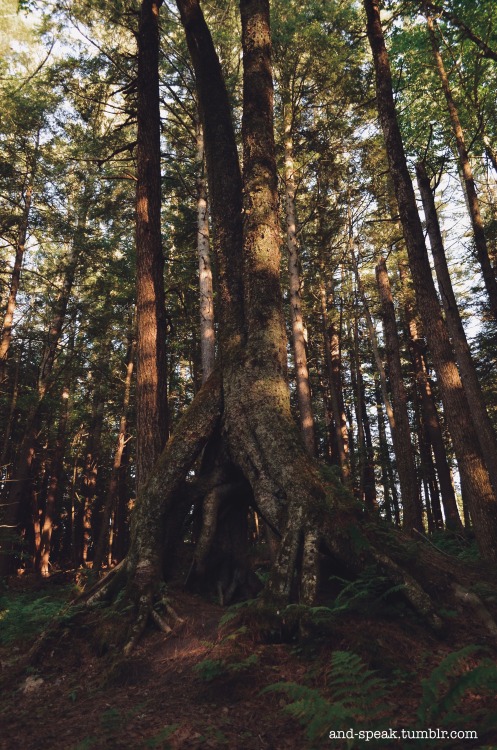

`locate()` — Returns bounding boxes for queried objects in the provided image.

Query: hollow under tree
[82,0,497,653]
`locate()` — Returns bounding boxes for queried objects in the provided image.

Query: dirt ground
[1,580,497,750]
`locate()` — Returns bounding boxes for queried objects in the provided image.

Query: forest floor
[1,573,497,750]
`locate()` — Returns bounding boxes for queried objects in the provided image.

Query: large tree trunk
[135,0,169,492]
[364,0,497,560]
[77,0,496,655]
[424,10,497,322]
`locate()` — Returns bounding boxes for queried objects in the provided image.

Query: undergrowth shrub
[264,650,389,747]
[0,588,72,645]
[265,647,497,749]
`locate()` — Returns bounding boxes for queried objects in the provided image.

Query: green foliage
[417,646,497,733]
[145,724,180,749]
[71,738,97,750]
[218,600,257,627]
[0,589,73,645]
[194,653,259,683]
[193,658,227,682]
[266,647,497,748]
[428,532,480,562]
[264,651,389,747]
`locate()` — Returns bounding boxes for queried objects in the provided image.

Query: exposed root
[453,583,497,639]
[150,609,173,635]
[370,549,443,631]
[82,559,127,608]
[124,591,154,657]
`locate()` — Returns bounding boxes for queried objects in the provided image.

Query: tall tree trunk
[0,234,81,576]
[350,315,365,500]
[0,133,39,385]
[37,388,69,576]
[93,334,135,572]
[399,259,462,530]
[416,161,497,495]
[80,382,105,567]
[80,0,474,649]
[424,10,497,321]
[196,122,215,383]
[319,280,350,483]
[0,345,22,476]
[375,257,423,532]
[357,352,377,512]
[374,375,398,524]
[364,0,497,560]
[135,0,169,492]
[283,102,316,456]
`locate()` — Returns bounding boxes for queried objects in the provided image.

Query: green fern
[263,650,389,747]
[0,590,74,645]
[417,646,497,733]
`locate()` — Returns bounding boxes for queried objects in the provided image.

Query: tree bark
[93,333,135,572]
[416,160,497,496]
[37,389,69,576]
[196,122,215,383]
[0,231,81,576]
[401,275,462,531]
[135,0,169,492]
[319,280,350,483]
[424,11,497,322]
[364,0,497,560]
[375,256,423,533]
[0,133,38,386]
[283,102,317,456]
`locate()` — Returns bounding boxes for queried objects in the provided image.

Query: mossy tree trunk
[82,0,497,650]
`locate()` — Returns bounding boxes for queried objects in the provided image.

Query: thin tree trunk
[399,259,462,530]
[416,161,497,495]
[196,122,215,383]
[375,256,423,533]
[0,345,22,474]
[37,388,69,576]
[364,0,497,559]
[135,0,169,492]
[412,383,443,530]
[352,252,395,435]
[424,10,497,321]
[112,439,130,564]
[357,354,377,511]
[374,375,394,523]
[283,103,316,456]
[93,336,135,572]
[0,235,81,575]
[350,314,366,501]
[80,386,105,566]
[319,280,350,482]
[0,133,39,385]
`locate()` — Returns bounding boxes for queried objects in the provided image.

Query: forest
[1,0,497,747]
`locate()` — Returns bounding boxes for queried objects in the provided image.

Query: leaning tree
[83,0,497,654]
